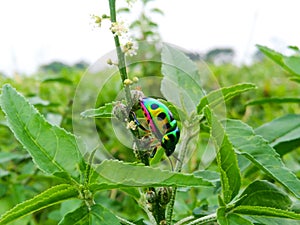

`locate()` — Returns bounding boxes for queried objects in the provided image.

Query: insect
[131,97,180,157]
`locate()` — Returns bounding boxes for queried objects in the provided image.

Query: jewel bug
[131,97,180,157]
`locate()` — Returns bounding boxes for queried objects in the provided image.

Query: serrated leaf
[225,119,300,198]
[80,103,114,118]
[0,184,78,225]
[161,43,205,114]
[204,107,241,203]
[236,180,292,210]
[58,204,119,225]
[198,83,256,113]
[193,170,220,183]
[246,97,300,106]
[90,160,212,190]
[0,84,84,179]
[232,206,300,220]
[255,114,300,155]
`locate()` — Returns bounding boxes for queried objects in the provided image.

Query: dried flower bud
[146,190,156,203]
[130,89,145,107]
[157,187,172,205]
[112,102,128,121]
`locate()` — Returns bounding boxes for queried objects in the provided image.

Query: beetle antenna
[172,154,182,170]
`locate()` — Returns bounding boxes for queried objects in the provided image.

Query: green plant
[0,1,300,225]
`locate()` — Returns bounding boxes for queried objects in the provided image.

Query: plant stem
[116,215,137,225]
[166,121,200,224]
[173,216,194,225]
[185,213,217,225]
[108,0,132,105]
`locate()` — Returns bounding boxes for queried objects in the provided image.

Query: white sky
[0,0,299,76]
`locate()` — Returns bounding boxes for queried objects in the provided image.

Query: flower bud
[112,102,128,122]
[157,187,172,205]
[146,190,156,203]
[133,77,139,83]
[124,78,133,86]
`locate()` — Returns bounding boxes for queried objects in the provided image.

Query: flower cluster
[122,40,138,56]
[92,2,138,58]
[110,21,128,37]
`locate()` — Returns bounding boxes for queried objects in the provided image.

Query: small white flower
[110,21,128,37]
[122,40,138,56]
[126,120,137,130]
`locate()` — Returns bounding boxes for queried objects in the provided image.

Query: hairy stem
[186,213,217,225]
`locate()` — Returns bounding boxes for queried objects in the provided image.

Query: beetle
[131,97,180,157]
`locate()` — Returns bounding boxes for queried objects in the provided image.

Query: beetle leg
[150,146,158,158]
[130,111,150,132]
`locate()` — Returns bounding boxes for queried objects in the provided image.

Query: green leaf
[217,207,228,225]
[290,76,300,84]
[232,206,300,220]
[204,107,241,203]
[0,152,26,164]
[249,216,300,225]
[257,45,300,76]
[0,84,84,179]
[246,97,300,106]
[161,43,205,114]
[117,7,130,13]
[225,119,300,198]
[80,103,114,118]
[283,56,300,75]
[41,76,73,84]
[257,45,286,68]
[151,7,164,15]
[89,160,212,191]
[193,170,220,183]
[255,114,300,155]
[198,83,256,113]
[236,180,292,210]
[227,213,254,225]
[0,184,78,225]
[58,204,120,225]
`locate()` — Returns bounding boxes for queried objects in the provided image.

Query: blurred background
[1,0,300,76]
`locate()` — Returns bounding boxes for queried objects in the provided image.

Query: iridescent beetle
[132,97,180,157]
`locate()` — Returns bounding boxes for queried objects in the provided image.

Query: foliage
[0,1,300,225]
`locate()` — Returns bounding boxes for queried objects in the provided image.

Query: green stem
[108,0,132,105]
[108,1,158,223]
[166,121,200,224]
[185,213,217,225]
[116,215,137,225]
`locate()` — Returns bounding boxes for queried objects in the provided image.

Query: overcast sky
[1,0,299,76]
